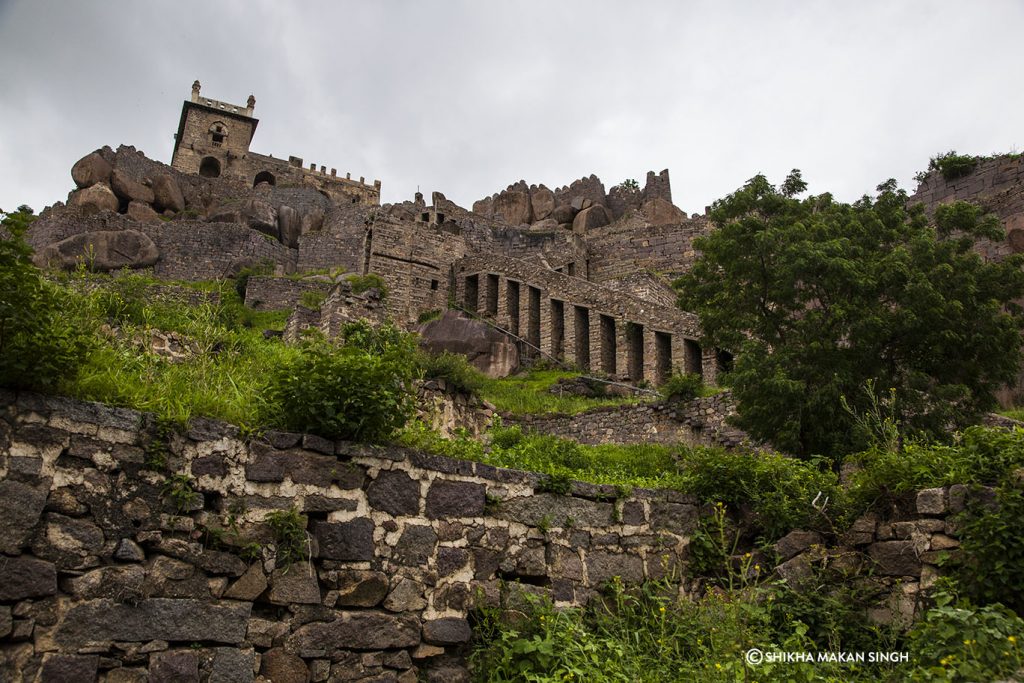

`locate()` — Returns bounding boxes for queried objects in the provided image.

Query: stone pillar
[702,347,718,386]
[643,329,659,385]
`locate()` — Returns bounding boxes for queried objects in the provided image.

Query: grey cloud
[1,0,1021,216]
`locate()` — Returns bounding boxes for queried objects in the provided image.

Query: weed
[162,473,200,512]
[265,507,309,567]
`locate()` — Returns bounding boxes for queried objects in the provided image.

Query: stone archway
[199,156,221,178]
[253,171,276,187]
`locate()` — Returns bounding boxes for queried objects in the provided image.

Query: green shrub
[907,590,1023,681]
[660,372,703,402]
[340,319,416,357]
[347,273,388,298]
[928,151,979,182]
[418,351,485,395]
[299,289,326,309]
[952,485,1024,615]
[417,309,442,324]
[845,426,1024,520]
[0,207,92,390]
[675,447,840,540]
[265,335,416,442]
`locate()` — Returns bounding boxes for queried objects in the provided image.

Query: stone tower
[170,80,259,179]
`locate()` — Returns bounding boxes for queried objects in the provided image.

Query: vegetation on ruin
[659,371,704,402]
[675,172,1024,458]
[927,150,980,182]
[478,368,656,415]
[417,350,487,394]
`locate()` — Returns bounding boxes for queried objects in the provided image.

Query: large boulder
[68,183,120,214]
[550,204,577,224]
[492,190,533,226]
[300,208,325,234]
[36,229,159,271]
[418,311,519,378]
[150,174,185,213]
[110,168,155,205]
[244,198,277,237]
[126,200,162,223]
[530,187,555,222]
[572,204,612,233]
[641,197,686,225]
[276,205,302,248]
[71,151,112,189]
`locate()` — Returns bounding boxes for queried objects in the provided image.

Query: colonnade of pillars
[461,273,723,386]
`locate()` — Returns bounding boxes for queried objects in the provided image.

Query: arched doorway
[199,156,221,178]
[253,171,276,187]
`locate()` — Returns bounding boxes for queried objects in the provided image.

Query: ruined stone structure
[505,392,745,448]
[453,253,727,386]
[171,81,380,206]
[0,392,974,681]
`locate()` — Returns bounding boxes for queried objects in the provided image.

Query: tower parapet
[170,80,380,206]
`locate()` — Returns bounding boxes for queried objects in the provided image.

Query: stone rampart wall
[505,393,745,448]
[243,276,332,312]
[0,392,704,681]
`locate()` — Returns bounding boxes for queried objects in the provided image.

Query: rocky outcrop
[71,151,112,190]
[68,183,119,214]
[418,310,519,378]
[35,229,159,271]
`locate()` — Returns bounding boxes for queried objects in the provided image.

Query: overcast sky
[1,1,1021,216]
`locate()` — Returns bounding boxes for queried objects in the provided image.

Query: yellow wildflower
[1009,635,1018,644]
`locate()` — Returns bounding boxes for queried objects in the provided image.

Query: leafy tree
[674,172,1024,458]
[0,206,92,390]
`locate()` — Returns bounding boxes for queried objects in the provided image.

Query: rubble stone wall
[505,393,745,448]
[0,392,705,681]
[243,276,332,312]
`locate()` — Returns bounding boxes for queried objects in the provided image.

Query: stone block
[393,524,437,566]
[268,567,321,605]
[366,469,421,517]
[425,480,485,519]
[223,562,269,601]
[0,479,49,554]
[496,493,612,528]
[648,502,698,534]
[585,551,644,585]
[0,555,58,601]
[208,647,255,683]
[868,541,922,577]
[150,651,199,683]
[329,570,390,607]
[422,617,472,645]
[774,530,823,561]
[314,518,375,561]
[916,487,947,515]
[260,647,308,683]
[55,599,251,646]
[286,611,421,656]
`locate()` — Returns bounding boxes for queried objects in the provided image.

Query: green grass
[479,369,655,415]
[397,421,686,491]
[59,272,295,427]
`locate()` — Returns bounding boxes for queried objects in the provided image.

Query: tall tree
[675,173,1024,458]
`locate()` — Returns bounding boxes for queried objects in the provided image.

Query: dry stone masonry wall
[506,393,745,448]
[0,392,704,682]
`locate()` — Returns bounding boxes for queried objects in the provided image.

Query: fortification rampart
[0,392,973,680]
[909,154,1024,262]
[505,393,744,448]
[0,391,702,681]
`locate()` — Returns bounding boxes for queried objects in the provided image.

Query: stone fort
[30,81,741,390]
[8,84,1024,681]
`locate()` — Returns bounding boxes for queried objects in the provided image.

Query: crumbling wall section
[505,393,745,448]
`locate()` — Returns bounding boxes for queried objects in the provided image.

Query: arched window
[208,122,227,147]
[199,156,221,178]
[253,171,276,187]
